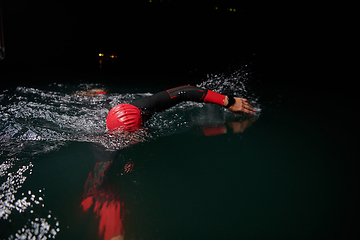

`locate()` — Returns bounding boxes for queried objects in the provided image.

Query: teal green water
[0,75,357,239]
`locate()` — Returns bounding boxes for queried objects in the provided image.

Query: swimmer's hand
[224,97,256,115]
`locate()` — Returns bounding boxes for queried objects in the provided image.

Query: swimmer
[75,88,107,97]
[106,85,256,132]
[81,85,256,240]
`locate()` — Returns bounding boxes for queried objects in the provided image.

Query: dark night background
[0,1,358,239]
[0,0,345,93]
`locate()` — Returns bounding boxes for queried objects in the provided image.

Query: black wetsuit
[131,85,217,123]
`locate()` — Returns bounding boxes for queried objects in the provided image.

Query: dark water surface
[0,70,358,239]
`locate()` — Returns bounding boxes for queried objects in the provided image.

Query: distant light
[233,9,236,12]
[99,53,104,57]
[215,6,218,10]
[149,0,152,2]
[110,55,115,58]
[230,8,233,11]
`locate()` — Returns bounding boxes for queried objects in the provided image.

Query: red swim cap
[106,103,142,131]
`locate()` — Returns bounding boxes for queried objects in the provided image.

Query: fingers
[242,108,254,115]
[241,98,256,115]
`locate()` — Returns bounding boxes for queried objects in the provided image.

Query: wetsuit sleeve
[131,85,226,114]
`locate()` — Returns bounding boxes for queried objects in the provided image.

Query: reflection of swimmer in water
[201,117,256,136]
[80,86,256,240]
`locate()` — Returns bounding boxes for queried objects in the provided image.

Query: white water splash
[8,216,60,240]
[0,159,33,220]
[0,158,60,239]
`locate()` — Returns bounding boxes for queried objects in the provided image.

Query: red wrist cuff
[203,90,226,106]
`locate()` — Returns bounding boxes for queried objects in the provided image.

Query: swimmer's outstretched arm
[131,85,256,115]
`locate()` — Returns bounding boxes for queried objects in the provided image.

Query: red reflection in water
[81,161,127,240]
[81,194,125,240]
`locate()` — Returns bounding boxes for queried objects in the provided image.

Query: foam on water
[0,69,261,238]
